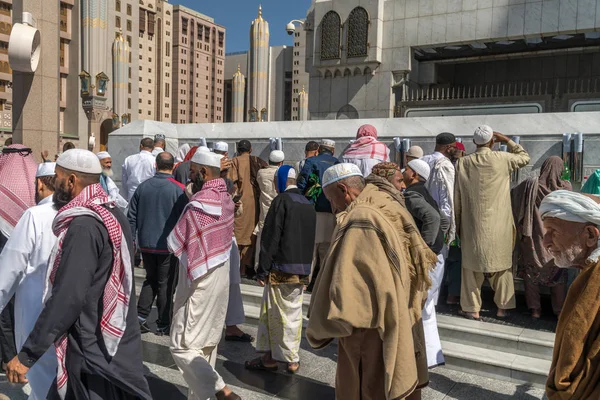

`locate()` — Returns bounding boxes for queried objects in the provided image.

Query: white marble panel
[577,0,596,31]
[507,4,525,36]
[461,10,478,40]
[405,0,419,18]
[383,20,395,49]
[330,77,350,113]
[476,7,493,39]
[377,73,394,115]
[541,0,559,34]
[524,1,542,35]
[394,0,406,20]
[432,14,448,44]
[318,78,332,113]
[419,0,434,16]
[393,19,406,48]
[491,6,509,38]
[508,0,525,4]
[493,0,510,6]
[364,76,379,112]
[434,0,448,14]
[448,0,463,13]
[597,0,600,27]
[404,17,419,45]
[391,46,411,71]
[417,15,433,45]
[478,0,493,8]
[558,0,577,33]
[463,0,478,10]
[381,48,393,71]
[383,0,395,21]
[446,12,463,41]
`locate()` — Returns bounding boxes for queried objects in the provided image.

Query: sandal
[458,310,480,321]
[225,333,254,342]
[245,357,278,371]
[287,362,300,374]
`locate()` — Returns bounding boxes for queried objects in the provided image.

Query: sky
[176,0,312,53]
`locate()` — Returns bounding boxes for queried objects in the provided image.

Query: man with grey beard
[97,151,128,212]
[540,190,600,400]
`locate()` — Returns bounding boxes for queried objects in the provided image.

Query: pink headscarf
[0,144,37,237]
[342,124,390,161]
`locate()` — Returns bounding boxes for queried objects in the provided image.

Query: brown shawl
[307,184,431,399]
[546,258,600,399]
[511,156,571,285]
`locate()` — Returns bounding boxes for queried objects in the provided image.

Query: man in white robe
[0,162,58,399]
[122,138,156,201]
[168,151,240,400]
[152,134,167,157]
[97,151,128,212]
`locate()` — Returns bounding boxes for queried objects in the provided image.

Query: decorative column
[232,65,245,122]
[112,31,129,128]
[248,4,269,121]
[298,86,308,121]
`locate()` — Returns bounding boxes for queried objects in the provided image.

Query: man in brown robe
[540,190,600,400]
[307,163,419,400]
[228,140,267,276]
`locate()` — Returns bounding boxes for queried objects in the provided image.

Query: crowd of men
[0,124,598,400]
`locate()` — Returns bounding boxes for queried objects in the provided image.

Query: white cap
[96,151,111,160]
[322,163,363,188]
[408,159,431,181]
[269,150,285,163]
[406,146,423,159]
[36,162,56,178]
[277,167,296,180]
[321,139,335,148]
[56,149,102,174]
[214,141,228,152]
[473,125,494,145]
[191,151,221,168]
[198,146,211,153]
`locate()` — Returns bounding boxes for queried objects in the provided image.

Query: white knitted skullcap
[473,125,494,145]
[198,146,211,153]
[214,142,228,152]
[269,150,285,163]
[322,163,362,188]
[96,151,111,160]
[36,162,56,178]
[191,151,221,168]
[408,159,431,180]
[406,146,424,158]
[321,139,335,148]
[56,149,102,174]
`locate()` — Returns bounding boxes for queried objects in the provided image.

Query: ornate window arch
[347,7,369,58]
[320,11,341,60]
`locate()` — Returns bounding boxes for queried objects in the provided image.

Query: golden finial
[258,4,262,18]
[237,64,241,73]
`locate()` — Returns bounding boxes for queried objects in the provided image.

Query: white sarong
[423,246,447,368]
[255,282,304,363]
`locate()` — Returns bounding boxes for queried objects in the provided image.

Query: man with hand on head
[6,149,151,399]
[0,162,58,399]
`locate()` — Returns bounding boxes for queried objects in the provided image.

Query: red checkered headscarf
[0,145,37,237]
[44,183,132,399]
[343,124,390,162]
[168,178,234,282]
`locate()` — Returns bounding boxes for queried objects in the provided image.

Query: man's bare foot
[531,308,542,319]
[225,325,254,342]
[287,362,300,374]
[496,309,509,318]
[459,310,480,320]
[216,386,241,400]
[446,295,460,305]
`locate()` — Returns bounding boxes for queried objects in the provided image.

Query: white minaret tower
[248,4,269,121]
[232,65,246,122]
[298,86,309,121]
[112,31,130,126]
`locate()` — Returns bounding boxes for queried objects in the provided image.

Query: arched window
[347,7,369,58]
[320,11,341,60]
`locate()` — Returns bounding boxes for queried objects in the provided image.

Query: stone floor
[0,321,546,399]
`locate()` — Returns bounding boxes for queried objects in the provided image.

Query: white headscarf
[540,190,600,262]
[176,144,191,163]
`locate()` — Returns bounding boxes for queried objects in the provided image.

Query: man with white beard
[97,151,128,212]
[540,190,600,399]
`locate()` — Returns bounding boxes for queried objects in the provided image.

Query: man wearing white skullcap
[246,164,316,374]
[97,151,128,212]
[539,191,600,400]
[403,159,448,370]
[0,162,58,399]
[6,149,152,399]
[122,138,156,201]
[455,128,530,320]
[213,141,229,155]
[406,145,424,162]
[297,139,340,289]
[307,163,420,400]
[168,150,240,400]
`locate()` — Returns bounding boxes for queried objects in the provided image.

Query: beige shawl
[307,184,419,399]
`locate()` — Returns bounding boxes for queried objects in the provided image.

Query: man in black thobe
[6,149,151,400]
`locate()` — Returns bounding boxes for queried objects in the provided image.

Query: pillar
[248,5,269,121]
[232,65,245,122]
[298,86,308,121]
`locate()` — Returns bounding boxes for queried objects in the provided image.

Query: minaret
[248,4,269,121]
[112,31,130,126]
[232,65,246,122]
[298,86,308,121]
[81,0,110,83]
